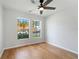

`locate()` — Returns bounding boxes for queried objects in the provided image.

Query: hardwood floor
[1,43,78,59]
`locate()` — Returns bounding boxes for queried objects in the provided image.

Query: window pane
[17,18,29,39]
[32,20,41,38]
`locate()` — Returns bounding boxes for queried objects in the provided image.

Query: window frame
[17,17,30,40]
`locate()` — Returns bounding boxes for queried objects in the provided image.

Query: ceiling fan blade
[43,0,53,6]
[44,7,56,10]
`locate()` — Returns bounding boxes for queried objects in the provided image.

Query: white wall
[0,5,2,53]
[3,8,45,49]
[0,4,3,55]
[46,4,78,53]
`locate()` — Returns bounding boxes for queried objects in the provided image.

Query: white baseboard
[47,42,78,55]
[0,49,4,58]
[5,41,45,50]
[5,44,28,50]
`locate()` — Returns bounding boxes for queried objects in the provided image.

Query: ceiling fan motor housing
[40,0,44,4]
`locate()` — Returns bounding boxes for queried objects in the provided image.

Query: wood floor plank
[1,43,78,59]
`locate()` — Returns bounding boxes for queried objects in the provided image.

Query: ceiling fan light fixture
[39,7,44,11]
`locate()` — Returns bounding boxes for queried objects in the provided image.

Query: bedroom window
[32,20,41,38]
[17,18,29,39]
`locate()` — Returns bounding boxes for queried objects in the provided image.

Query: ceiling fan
[38,0,56,14]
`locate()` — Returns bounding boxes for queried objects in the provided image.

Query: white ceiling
[2,0,77,16]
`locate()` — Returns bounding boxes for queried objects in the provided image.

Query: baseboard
[5,42,45,50]
[47,42,78,55]
[0,49,4,58]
